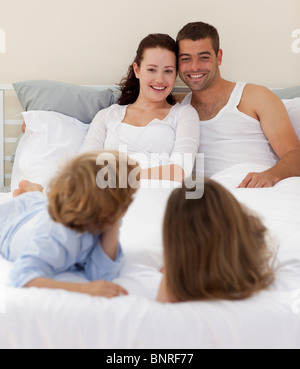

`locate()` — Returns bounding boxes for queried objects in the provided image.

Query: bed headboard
[0,84,189,190]
[0,88,4,188]
[0,84,16,189]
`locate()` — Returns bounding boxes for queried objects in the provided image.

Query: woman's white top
[80,103,200,177]
[181,82,278,177]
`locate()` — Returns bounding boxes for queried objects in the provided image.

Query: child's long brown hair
[163,178,275,302]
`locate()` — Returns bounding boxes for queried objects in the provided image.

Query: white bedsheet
[0,166,300,349]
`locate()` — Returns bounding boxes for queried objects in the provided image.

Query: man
[177,22,300,188]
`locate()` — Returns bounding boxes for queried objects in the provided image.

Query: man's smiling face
[178,38,223,91]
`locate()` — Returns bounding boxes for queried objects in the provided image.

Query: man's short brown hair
[176,22,220,56]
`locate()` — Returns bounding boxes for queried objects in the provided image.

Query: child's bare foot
[13,180,44,198]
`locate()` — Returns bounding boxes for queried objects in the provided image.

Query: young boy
[0,150,140,297]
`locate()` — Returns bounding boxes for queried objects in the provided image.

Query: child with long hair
[0,150,139,297]
[157,178,275,303]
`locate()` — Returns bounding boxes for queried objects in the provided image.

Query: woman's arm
[140,164,185,182]
[25,278,128,297]
[170,105,200,179]
[140,105,200,182]
[79,108,109,154]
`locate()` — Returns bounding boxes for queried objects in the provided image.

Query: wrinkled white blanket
[0,164,300,349]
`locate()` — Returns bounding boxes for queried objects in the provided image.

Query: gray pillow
[271,86,300,99]
[13,80,115,124]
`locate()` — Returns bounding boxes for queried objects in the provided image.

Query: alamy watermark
[96,146,205,199]
[292,29,300,54]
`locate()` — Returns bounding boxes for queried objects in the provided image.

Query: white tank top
[181,82,278,177]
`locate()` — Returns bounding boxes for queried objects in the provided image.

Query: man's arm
[239,85,300,188]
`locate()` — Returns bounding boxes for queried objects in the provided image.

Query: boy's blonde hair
[48,151,140,234]
[163,178,275,302]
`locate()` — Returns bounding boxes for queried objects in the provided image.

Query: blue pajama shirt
[0,192,123,288]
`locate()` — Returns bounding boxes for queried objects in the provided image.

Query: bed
[0,82,300,349]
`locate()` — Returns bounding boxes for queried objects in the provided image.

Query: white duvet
[0,164,300,349]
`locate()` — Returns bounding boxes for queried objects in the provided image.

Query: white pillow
[11,111,89,192]
[283,98,300,139]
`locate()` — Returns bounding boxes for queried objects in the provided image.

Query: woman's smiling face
[133,47,177,104]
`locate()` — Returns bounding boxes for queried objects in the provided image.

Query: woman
[16,34,200,195]
[79,33,200,182]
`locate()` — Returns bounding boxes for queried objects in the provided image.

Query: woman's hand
[80,281,128,297]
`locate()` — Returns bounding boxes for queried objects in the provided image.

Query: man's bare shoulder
[238,83,286,120]
[241,83,286,113]
[243,83,278,102]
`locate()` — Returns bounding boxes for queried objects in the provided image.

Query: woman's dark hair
[117,34,177,106]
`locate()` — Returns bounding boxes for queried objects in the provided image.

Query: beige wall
[0,0,300,88]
